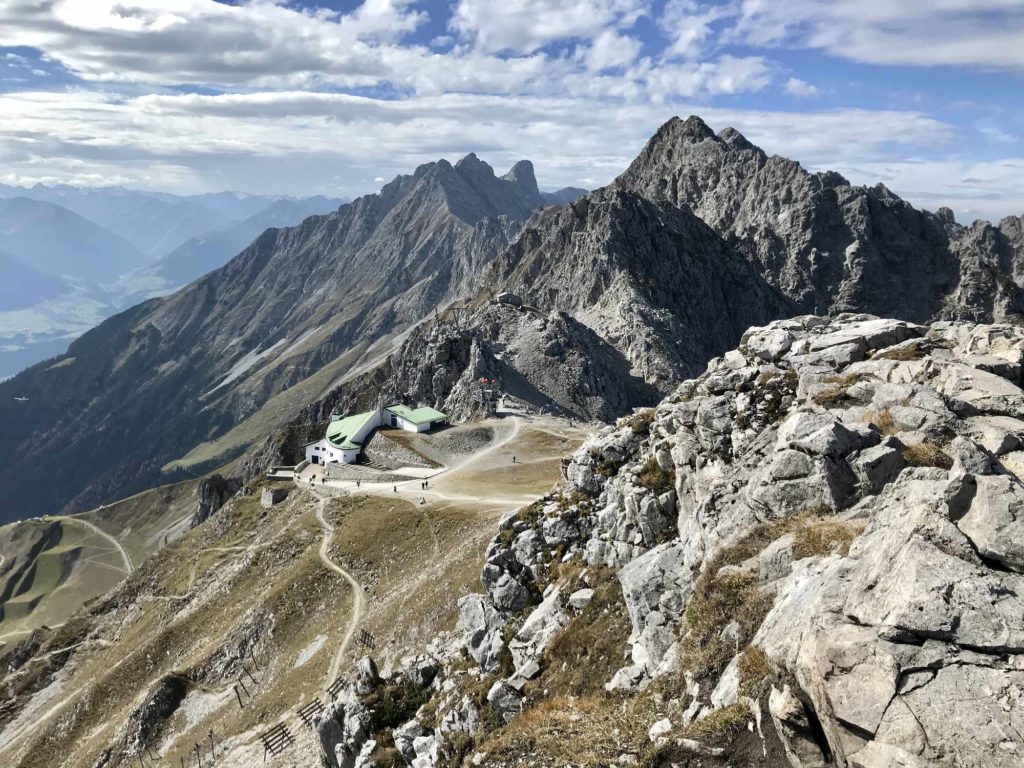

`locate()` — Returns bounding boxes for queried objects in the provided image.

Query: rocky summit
[3,116,1024,768]
[306,314,1024,768]
[0,154,550,522]
[3,117,1024,525]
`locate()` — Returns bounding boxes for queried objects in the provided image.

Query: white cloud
[0,0,428,87]
[0,0,767,103]
[659,0,737,59]
[450,0,648,54]
[0,88,983,212]
[583,30,643,71]
[783,77,818,97]
[733,0,1024,70]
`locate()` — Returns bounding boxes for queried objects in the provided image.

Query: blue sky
[0,0,1022,222]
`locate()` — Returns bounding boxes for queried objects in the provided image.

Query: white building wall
[305,439,359,465]
[394,415,429,433]
[305,439,326,464]
[353,408,384,443]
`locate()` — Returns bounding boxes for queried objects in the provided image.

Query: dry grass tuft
[864,407,899,435]
[811,373,862,407]
[902,441,953,469]
[737,646,774,699]
[871,340,930,361]
[543,569,632,697]
[684,702,749,740]
[480,696,654,767]
[791,517,864,559]
[628,409,656,436]
[636,457,674,494]
[676,568,773,690]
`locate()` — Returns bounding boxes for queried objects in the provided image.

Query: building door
[311,455,319,465]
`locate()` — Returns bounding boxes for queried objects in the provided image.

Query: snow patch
[204,339,285,395]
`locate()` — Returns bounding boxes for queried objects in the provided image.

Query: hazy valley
[0,186,345,380]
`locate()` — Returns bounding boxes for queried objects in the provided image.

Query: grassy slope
[0,478,200,642]
[1,419,586,768]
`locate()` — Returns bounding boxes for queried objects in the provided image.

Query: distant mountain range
[3,116,1023,523]
[111,196,349,306]
[0,184,312,258]
[0,248,66,311]
[0,185,346,378]
[0,156,583,519]
[0,197,142,282]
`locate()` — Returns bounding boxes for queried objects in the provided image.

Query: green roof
[325,409,379,450]
[386,404,448,425]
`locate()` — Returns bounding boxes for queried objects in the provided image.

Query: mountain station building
[304,403,448,465]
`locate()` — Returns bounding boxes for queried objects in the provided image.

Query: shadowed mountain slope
[0,156,544,521]
[4,117,1024,523]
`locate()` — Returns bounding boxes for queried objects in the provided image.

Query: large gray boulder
[957,474,1024,572]
[392,719,425,763]
[456,594,504,672]
[768,685,829,768]
[757,470,1024,767]
[481,549,533,613]
[618,541,690,675]
[508,587,569,673]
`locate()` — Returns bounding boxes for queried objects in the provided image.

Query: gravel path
[314,493,366,687]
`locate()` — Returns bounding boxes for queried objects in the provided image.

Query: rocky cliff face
[319,315,1024,767]
[303,118,1024,433]
[618,116,1024,323]
[0,156,543,521]
[5,116,1024,522]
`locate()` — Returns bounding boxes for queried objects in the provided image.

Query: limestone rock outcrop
[442,314,1024,766]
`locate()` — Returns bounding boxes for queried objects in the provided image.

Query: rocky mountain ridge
[312,313,1024,768]
[282,117,1024,453]
[618,116,1024,322]
[0,155,546,521]
[5,115,1024,523]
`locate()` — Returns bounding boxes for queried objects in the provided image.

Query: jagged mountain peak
[717,125,759,152]
[501,159,541,207]
[455,152,532,187]
[454,151,490,171]
[369,153,544,227]
[649,116,764,155]
[501,159,537,185]
[502,158,535,179]
[655,114,717,143]
[936,205,958,226]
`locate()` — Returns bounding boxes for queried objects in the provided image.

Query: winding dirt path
[51,515,133,574]
[314,494,365,686]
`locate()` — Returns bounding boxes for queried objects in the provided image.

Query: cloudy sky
[0,0,1022,222]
